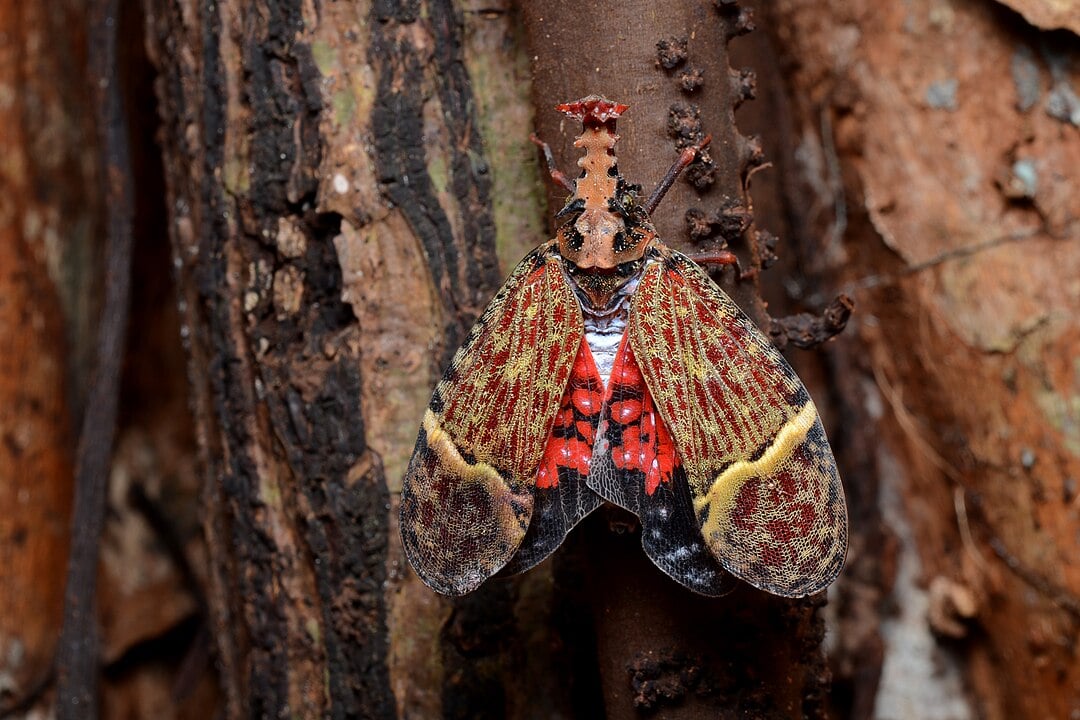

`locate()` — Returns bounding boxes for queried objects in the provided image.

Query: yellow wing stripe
[695,401,818,538]
[424,409,506,488]
[422,408,529,547]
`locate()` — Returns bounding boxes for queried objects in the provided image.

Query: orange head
[553,96,655,307]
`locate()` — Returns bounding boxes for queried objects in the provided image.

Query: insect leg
[644,135,712,215]
[686,249,757,281]
[530,133,575,194]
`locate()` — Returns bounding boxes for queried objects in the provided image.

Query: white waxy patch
[333,173,350,194]
[581,275,640,389]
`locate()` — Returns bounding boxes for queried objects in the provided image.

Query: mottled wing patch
[400,242,584,595]
[499,336,605,576]
[587,336,730,595]
[627,248,847,597]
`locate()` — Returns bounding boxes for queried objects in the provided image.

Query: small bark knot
[684,199,752,244]
[677,66,705,94]
[768,295,855,351]
[656,36,689,70]
[627,648,702,711]
[731,66,757,108]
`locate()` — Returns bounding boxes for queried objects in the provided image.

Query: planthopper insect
[400,96,847,598]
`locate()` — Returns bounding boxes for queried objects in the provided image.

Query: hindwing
[499,336,605,576]
[586,336,731,595]
[400,242,584,595]
[627,248,848,597]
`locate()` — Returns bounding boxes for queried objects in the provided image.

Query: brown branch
[768,294,855,351]
[54,0,134,716]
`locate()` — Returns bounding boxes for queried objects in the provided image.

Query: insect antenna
[530,132,575,194]
[644,135,712,215]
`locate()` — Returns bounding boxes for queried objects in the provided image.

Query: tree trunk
[521,2,832,718]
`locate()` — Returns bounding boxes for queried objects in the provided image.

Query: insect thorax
[579,272,642,389]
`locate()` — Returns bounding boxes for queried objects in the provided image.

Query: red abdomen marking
[605,337,677,495]
[536,337,604,488]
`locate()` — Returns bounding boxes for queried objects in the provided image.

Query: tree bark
[758,1,1080,717]
[143,0,406,716]
[3,0,1075,717]
[0,1,95,715]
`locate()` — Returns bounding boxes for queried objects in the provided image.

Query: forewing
[627,249,847,597]
[400,243,584,595]
[499,336,605,576]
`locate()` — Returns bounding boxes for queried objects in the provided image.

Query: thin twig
[869,359,963,483]
[952,487,991,576]
[54,0,134,716]
[843,228,1039,294]
[988,537,1080,620]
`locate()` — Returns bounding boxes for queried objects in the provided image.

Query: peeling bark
[990,0,1080,34]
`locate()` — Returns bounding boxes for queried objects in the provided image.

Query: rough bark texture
[142,0,402,716]
[759,1,1080,718]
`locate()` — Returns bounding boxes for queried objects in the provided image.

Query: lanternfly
[400,96,847,597]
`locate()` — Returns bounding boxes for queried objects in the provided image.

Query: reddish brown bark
[0,188,73,720]
[0,2,86,714]
[759,1,1080,717]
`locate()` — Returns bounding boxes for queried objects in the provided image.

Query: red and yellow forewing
[627,249,847,597]
[400,242,584,595]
